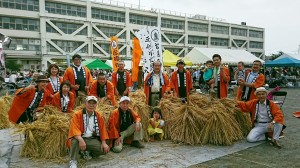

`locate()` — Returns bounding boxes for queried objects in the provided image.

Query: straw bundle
[96,103,115,129]
[0,95,13,129]
[16,106,71,159]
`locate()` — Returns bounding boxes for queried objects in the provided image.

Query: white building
[0,0,265,71]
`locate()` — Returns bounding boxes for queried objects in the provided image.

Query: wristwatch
[272,121,276,124]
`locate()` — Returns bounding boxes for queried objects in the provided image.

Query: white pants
[247,122,283,142]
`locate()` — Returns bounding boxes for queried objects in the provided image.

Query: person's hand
[115,89,119,96]
[135,122,141,131]
[85,86,89,92]
[123,89,128,96]
[72,84,80,90]
[268,122,274,132]
[115,137,122,145]
[101,142,110,154]
[79,139,86,151]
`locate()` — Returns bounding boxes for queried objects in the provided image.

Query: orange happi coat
[8,87,51,124]
[169,70,193,97]
[237,72,265,101]
[51,91,75,113]
[63,66,94,96]
[212,66,230,99]
[111,70,132,91]
[108,107,141,140]
[89,80,116,106]
[144,72,170,105]
[67,110,109,147]
[237,99,284,127]
[45,76,63,103]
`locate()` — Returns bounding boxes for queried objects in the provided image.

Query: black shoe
[131,141,145,148]
[270,139,282,149]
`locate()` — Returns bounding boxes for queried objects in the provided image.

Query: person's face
[97,76,106,85]
[37,81,48,90]
[73,58,81,66]
[119,100,129,111]
[177,63,185,70]
[207,63,213,68]
[153,62,161,73]
[153,111,160,119]
[86,100,97,112]
[256,91,267,102]
[118,63,125,71]
[62,84,70,93]
[237,64,244,70]
[252,61,261,72]
[50,67,59,76]
[213,57,221,67]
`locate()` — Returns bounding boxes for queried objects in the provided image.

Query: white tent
[275,53,300,61]
[105,60,132,70]
[184,48,265,65]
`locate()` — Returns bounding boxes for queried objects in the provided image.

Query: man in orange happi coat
[89,73,116,106]
[108,96,144,153]
[67,96,110,168]
[111,61,132,96]
[8,75,52,124]
[236,87,285,148]
[170,59,193,102]
[208,54,230,99]
[144,61,169,106]
[63,54,93,106]
[237,60,265,101]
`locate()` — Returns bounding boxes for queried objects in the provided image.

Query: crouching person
[67,96,110,168]
[108,96,144,153]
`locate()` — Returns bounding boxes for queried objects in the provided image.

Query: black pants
[16,110,34,124]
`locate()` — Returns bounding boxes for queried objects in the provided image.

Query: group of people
[6,53,285,168]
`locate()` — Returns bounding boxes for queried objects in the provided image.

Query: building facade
[0,0,265,71]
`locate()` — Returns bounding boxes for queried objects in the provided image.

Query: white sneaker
[69,160,77,168]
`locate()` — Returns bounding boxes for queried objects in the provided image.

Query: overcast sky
[118,0,300,55]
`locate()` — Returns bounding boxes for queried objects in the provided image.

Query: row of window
[161,18,185,30]
[188,36,208,45]
[45,1,86,17]
[46,22,87,35]
[4,37,41,51]
[249,41,263,49]
[129,14,157,26]
[91,8,125,23]
[211,25,229,35]
[162,34,183,43]
[0,0,39,11]
[249,30,263,38]
[0,16,39,31]
[93,26,125,39]
[231,28,247,37]
[188,22,208,32]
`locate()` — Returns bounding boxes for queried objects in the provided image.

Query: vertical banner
[131,37,142,82]
[110,36,120,72]
[135,27,163,78]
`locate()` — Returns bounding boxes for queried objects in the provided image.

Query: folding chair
[271,91,287,109]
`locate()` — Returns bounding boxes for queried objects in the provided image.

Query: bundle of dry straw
[0,95,14,129]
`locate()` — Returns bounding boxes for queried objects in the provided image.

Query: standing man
[63,54,93,106]
[67,96,110,168]
[89,73,116,106]
[208,54,230,99]
[237,60,265,101]
[236,87,284,148]
[108,96,144,153]
[170,59,193,101]
[144,61,169,106]
[112,61,132,96]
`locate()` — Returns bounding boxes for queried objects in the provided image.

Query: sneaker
[270,139,282,149]
[279,132,285,139]
[131,140,145,148]
[69,160,77,168]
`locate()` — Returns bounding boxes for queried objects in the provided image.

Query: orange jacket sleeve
[237,99,255,113]
[169,72,177,90]
[95,112,109,141]
[130,107,141,123]
[68,111,83,140]
[67,92,75,112]
[51,92,61,109]
[187,71,193,91]
[126,71,132,87]
[106,81,116,106]
[252,73,265,88]
[89,81,98,97]
[221,67,230,83]
[108,109,120,139]
[111,72,117,87]
[270,101,284,125]
[163,73,170,92]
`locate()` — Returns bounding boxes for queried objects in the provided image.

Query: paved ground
[1,88,299,168]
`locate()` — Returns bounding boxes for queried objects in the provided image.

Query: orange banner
[110,36,120,72]
[132,37,142,82]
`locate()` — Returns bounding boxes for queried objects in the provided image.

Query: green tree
[268,51,284,60]
[5,60,22,71]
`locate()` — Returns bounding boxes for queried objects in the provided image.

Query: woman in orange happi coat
[52,81,75,113]
[45,64,63,103]
[89,73,116,106]
[144,61,170,106]
[208,54,230,99]
[8,75,52,124]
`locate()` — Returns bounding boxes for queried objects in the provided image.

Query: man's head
[212,54,222,67]
[118,61,125,71]
[176,59,185,71]
[72,54,82,66]
[254,87,268,102]
[153,61,162,73]
[252,60,262,73]
[237,61,245,71]
[36,75,49,89]
[97,73,107,86]
[119,96,130,111]
[85,96,98,112]
[206,60,213,68]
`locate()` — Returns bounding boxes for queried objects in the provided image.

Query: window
[46,21,86,35]
[6,37,40,51]
[162,34,183,43]
[51,40,85,52]
[249,41,263,49]
[45,1,86,17]
[161,18,184,30]
[211,38,228,46]
[129,14,157,26]
[188,22,208,32]
[97,26,125,39]
[0,0,39,11]
[92,8,125,22]
[211,25,229,35]
[0,16,39,31]
[188,36,208,45]
[232,40,246,47]
[231,28,247,36]
[249,30,263,38]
